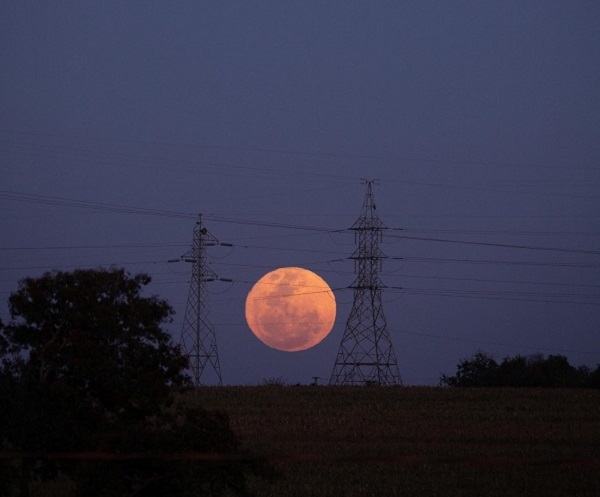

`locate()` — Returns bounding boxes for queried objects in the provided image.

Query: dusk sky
[2,1,599,385]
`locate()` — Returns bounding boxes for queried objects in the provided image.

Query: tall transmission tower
[330,180,403,386]
[178,215,223,386]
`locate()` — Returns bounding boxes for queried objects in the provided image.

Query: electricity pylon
[330,180,403,385]
[177,215,223,386]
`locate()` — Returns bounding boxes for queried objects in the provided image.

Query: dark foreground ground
[190,386,600,497]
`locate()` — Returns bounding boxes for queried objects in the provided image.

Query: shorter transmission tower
[177,215,223,386]
[330,180,402,386]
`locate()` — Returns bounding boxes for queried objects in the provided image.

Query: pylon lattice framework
[179,215,223,386]
[330,180,403,385]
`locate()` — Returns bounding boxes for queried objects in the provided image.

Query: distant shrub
[441,351,599,388]
[259,376,288,386]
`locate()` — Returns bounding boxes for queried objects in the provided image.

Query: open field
[190,386,600,497]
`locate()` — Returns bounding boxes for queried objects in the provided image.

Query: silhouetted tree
[0,317,16,496]
[531,354,579,387]
[0,268,262,496]
[440,351,499,387]
[441,350,597,388]
[585,364,600,388]
[498,355,533,386]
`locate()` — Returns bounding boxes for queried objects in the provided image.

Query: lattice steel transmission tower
[178,215,223,386]
[330,180,402,385]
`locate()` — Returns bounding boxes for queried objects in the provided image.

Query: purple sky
[2,1,599,385]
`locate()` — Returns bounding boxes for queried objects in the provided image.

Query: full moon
[245,267,336,352]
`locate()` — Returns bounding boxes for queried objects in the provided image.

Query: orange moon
[245,267,336,352]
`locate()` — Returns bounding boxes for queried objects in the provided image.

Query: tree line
[0,268,268,497]
[440,351,600,388]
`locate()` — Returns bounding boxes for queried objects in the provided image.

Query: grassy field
[188,386,600,497]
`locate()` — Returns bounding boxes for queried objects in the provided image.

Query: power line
[391,328,599,356]
[388,233,600,256]
[402,257,600,269]
[2,128,596,172]
[404,228,600,237]
[0,260,167,272]
[3,190,600,259]
[204,214,344,233]
[382,178,600,200]
[0,191,347,233]
[2,232,599,259]
[398,213,600,219]
[0,138,360,184]
[388,272,600,290]
[0,191,195,219]
[388,286,600,307]
[0,243,188,251]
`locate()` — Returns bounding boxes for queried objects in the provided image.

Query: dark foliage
[441,350,600,388]
[0,268,262,496]
[440,351,500,387]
